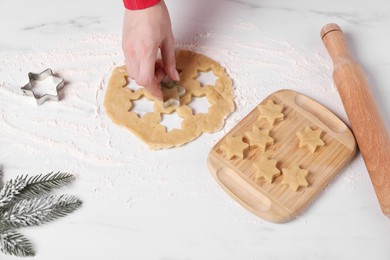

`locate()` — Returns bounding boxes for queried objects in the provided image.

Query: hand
[122,1,180,100]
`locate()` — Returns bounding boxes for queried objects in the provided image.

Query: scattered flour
[0,24,358,214]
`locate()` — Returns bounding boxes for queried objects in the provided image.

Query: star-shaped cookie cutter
[161,80,186,108]
[21,68,65,105]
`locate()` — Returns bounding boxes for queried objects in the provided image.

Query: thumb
[161,36,180,81]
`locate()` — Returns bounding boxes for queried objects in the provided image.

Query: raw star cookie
[281,164,309,191]
[244,126,274,152]
[258,100,284,126]
[104,50,235,150]
[220,135,249,160]
[297,126,325,153]
[253,156,280,183]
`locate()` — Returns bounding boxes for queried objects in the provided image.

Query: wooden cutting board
[208,89,356,223]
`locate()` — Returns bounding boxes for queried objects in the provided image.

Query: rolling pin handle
[321,23,353,67]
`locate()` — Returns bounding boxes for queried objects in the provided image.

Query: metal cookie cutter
[161,79,186,108]
[21,68,65,105]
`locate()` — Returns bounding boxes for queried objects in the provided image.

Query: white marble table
[1,0,390,259]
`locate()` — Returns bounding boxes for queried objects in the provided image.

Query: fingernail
[173,69,180,81]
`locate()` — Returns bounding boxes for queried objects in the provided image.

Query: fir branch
[0,165,4,189]
[0,194,82,228]
[0,176,27,209]
[16,172,75,201]
[0,227,35,257]
[0,172,82,257]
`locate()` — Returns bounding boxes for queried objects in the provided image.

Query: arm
[122,0,179,100]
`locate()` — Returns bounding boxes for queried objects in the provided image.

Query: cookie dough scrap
[244,126,274,152]
[220,135,249,160]
[258,100,284,126]
[104,50,235,150]
[297,126,325,153]
[281,164,309,191]
[253,156,280,183]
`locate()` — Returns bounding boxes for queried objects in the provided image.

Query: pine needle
[0,176,27,209]
[0,165,4,189]
[0,194,82,228]
[0,172,82,257]
[16,172,75,200]
[0,227,35,257]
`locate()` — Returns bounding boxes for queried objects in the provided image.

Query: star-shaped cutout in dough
[161,80,186,108]
[253,156,280,183]
[258,100,284,126]
[244,126,274,152]
[296,126,325,153]
[220,135,249,160]
[281,164,309,191]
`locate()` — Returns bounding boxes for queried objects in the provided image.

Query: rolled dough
[103,50,235,150]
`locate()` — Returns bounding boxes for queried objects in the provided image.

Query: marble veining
[22,16,103,32]
[226,0,262,9]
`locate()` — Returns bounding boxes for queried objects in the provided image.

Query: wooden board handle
[207,155,292,223]
[321,23,390,218]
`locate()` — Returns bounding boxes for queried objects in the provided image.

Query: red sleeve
[123,0,161,10]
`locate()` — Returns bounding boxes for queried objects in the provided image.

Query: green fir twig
[0,194,82,228]
[0,171,82,257]
[0,227,35,257]
[16,172,75,201]
[0,176,27,209]
[0,165,4,188]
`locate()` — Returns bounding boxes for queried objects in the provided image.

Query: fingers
[123,42,140,81]
[161,35,180,81]
[136,46,158,86]
[145,63,165,101]
[138,48,164,100]
[144,81,163,101]
[124,58,137,80]
[124,45,164,100]
[155,62,166,82]
[121,2,177,101]
[122,33,177,102]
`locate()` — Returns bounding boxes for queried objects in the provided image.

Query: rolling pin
[321,23,390,218]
